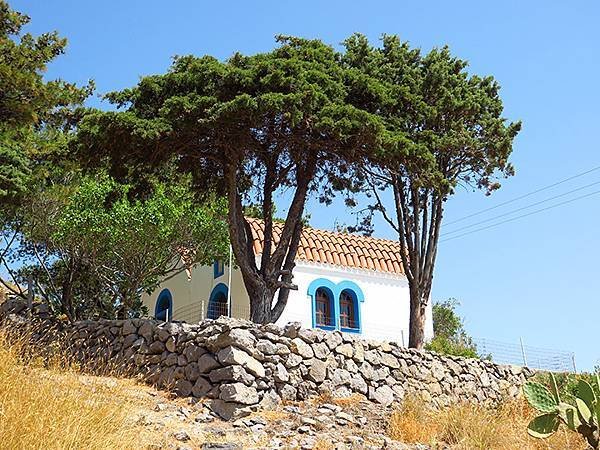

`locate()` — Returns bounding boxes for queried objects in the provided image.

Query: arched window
[339,289,358,330]
[315,287,334,327]
[208,283,229,319]
[155,289,173,322]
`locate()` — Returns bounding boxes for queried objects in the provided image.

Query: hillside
[0,331,585,450]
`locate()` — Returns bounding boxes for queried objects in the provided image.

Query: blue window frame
[308,279,364,333]
[213,260,224,278]
[336,281,364,334]
[208,283,229,319]
[154,289,173,322]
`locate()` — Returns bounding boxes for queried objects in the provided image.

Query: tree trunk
[408,286,427,349]
[247,281,275,323]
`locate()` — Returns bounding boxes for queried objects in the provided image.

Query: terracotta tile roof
[246,218,405,275]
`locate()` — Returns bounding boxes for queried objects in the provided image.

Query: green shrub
[425,299,480,358]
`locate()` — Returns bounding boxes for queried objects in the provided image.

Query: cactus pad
[527,413,559,439]
[524,381,558,413]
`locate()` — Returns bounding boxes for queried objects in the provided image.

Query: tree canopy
[0,0,90,206]
[340,34,521,348]
[73,36,383,323]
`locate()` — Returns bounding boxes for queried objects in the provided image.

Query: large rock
[207,328,257,353]
[308,359,327,383]
[272,363,289,383]
[198,354,221,373]
[219,383,259,404]
[290,338,314,359]
[192,376,212,398]
[174,379,193,397]
[208,399,255,421]
[217,346,265,378]
[183,344,205,362]
[335,343,354,358]
[208,365,255,386]
[370,385,395,406]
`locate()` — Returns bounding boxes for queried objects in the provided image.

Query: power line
[440,187,600,242]
[441,179,600,237]
[444,164,600,226]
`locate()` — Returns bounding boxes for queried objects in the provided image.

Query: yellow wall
[141,263,250,322]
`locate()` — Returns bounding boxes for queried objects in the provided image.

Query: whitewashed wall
[142,259,433,345]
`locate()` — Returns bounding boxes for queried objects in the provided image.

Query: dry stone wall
[1,299,532,420]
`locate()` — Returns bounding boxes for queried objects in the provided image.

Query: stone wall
[0,299,532,420]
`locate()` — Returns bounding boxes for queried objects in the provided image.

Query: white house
[142,218,433,345]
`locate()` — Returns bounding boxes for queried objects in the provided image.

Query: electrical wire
[440,187,600,242]
[441,179,600,237]
[444,164,600,226]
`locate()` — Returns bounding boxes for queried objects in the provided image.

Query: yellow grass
[388,396,586,450]
[0,332,151,450]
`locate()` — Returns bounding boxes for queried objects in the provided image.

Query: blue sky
[12,0,600,370]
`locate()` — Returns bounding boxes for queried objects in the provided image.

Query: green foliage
[72,35,383,323]
[0,0,90,207]
[424,299,479,358]
[339,34,521,348]
[49,177,229,317]
[5,175,229,319]
[524,372,600,448]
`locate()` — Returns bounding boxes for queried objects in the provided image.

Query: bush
[425,299,480,358]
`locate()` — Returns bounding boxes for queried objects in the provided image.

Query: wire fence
[474,337,576,372]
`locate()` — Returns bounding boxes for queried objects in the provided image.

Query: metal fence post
[519,337,528,367]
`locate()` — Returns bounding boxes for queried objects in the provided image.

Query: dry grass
[312,392,364,407]
[388,396,586,450]
[0,332,152,450]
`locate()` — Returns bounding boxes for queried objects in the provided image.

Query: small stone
[298,425,311,433]
[301,417,317,425]
[283,405,301,414]
[173,430,190,442]
[201,444,242,450]
[195,412,214,423]
[335,411,354,423]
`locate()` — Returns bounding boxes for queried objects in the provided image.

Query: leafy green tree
[7,177,229,320]
[52,177,228,318]
[72,36,381,323]
[0,0,90,206]
[425,299,478,358]
[341,35,521,348]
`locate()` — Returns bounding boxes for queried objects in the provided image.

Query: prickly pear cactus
[524,373,600,449]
